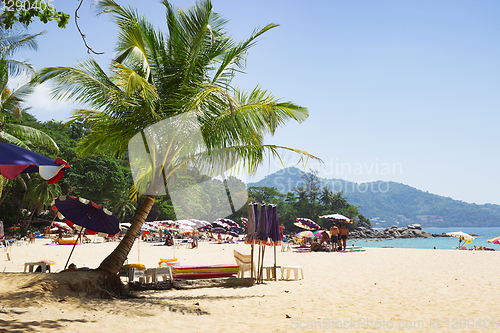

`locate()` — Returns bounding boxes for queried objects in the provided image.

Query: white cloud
[26,82,82,122]
[7,74,82,123]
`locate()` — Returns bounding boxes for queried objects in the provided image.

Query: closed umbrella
[245,203,257,278]
[256,203,268,283]
[268,204,281,281]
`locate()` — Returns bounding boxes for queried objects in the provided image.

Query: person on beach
[192,228,200,249]
[329,224,339,252]
[320,231,329,245]
[339,224,349,251]
[279,223,285,240]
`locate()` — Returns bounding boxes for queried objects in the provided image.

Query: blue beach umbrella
[216,218,238,227]
[53,195,120,269]
[0,141,69,183]
[230,226,244,233]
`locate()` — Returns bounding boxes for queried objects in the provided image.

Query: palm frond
[4,124,59,152]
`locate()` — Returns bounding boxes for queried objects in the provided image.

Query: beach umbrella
[256,204,269,243]
[230,226,245,233]
[319,214,352,223]
[487,236,500,243]
[293,221,315,230]
[52,195,120,268]
[0,141,69,183]
[240,217,248,227]
[227,231,239,238]
[213,220,229,228]
[199,224,212,231]
[268,204,281,281]
[211,227,226,233]
[313,230,330,237]
[216,218,238,227]
[51,221,73,233]
[296,231,314,238]
[446,231,475,248]
[120,222,131,230]
[176,219,197,227]
[244,203,258,278]
[256,203,269,283]
[53,196,120,235]
[189,219,211,228]
[296,218,320,230]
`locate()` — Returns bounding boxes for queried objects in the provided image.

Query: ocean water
[348,227,500,250]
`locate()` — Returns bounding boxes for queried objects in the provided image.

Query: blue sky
[13,0,500,205]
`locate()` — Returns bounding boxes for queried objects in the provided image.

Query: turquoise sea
[348,227,500,250]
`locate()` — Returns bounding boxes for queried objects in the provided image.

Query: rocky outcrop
[349,225,436,239]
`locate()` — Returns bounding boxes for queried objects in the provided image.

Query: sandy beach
[1,238,499,332]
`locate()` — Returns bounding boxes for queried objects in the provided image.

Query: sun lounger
[171,264,239,279]
[233,249,255,278]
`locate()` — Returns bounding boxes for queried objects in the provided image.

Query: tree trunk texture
[98,195,157,274]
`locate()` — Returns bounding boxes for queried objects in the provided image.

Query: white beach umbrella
[446,231,475,241]
[446,231,475,248]
[319,214,352,223]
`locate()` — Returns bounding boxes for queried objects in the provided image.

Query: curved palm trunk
[98,195,157,274]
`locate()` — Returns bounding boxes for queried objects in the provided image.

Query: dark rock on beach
[349,225,435,240]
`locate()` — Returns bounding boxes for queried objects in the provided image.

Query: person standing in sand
[339,224,349,251]
[192,228,200,249]
[329,224,339,252]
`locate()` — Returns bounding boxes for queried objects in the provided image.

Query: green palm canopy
[37,0,320,274]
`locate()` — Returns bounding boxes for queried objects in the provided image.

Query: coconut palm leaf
[36,0,321,274]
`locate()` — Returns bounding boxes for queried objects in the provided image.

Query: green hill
[247,167,500,227]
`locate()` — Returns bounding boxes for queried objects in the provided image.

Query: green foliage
[1,1,69,29]
[242,176,369,233]
[249,167,500,228]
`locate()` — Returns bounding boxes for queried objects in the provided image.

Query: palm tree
[22,175,61,233]
[0,19,59,206]
[0,12,42,76]
[0,59,58,149]
[37,0,320,275]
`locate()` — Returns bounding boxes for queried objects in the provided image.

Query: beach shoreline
[1,238,499,332]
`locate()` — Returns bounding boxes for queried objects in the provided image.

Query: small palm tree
[0,19,59,205]
[22,175,61,233]
[0,12,42,76]
[37,0,320,274]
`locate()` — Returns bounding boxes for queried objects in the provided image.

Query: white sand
[1,238,499,332]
